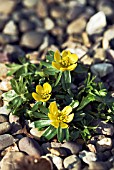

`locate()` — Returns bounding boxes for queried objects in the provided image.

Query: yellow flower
[32,82,52,102]
[52,50,78,71]
[48,102,74,128]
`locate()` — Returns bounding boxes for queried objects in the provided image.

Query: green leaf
[31,102,42,112]
[29,111,48,119]
[65,128,70,141]
[70,100,79,109]
[74,63,88,73]
[6,64,22,76]
[64,70,71,89]
[57,127,64,142]
[34,120,50,128]
[39,105,49,114]
[40,61,52,68]
[42,125,57,140]
[54,71,62,86]
[77,93,96,111]
[2,90,16,102]
[10,79,20,94]
[43,67,59,75]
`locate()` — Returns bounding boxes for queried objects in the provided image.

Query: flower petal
[49,102,58,115]
[50,121,59,128]
[60,122,68,128]
[65,113,74,123]
[43,82,52,93]
[70,54,78,63]
[52,62,61,70]
[62,106,72,115]
[62,50,70,58]
[54,50,61,62]
[48,113,57,121]
[60,67,67,71]
[67,64,77,71]
[32,92,42,101]
[36,85,43,94]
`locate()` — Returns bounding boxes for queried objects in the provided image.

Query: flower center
[60,57,71,67]
[57,112,67,122]
[41,92,50,99]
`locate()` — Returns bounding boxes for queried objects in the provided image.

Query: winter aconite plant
[2,50,114,142]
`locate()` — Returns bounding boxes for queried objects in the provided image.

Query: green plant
[2,50,114,142]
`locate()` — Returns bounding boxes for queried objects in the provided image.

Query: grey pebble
[18,137,43,157]
[0,134,14,151]
[0,114,8,123]
[0,122,11,135]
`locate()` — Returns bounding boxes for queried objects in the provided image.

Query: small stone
[36,0,48,18]
[92,119,114,136]
[23,0,38,8]
[96,137,112,152]
[19,19,36,32]
[61,141,82,155]
[0,0,16,15]
[41,142,51,154]
[64,155,81,170]
[103,27,114,49]
[0,34,18,44]
[86,11,106,35]
[3,20,18,35]
[19,137,43,157]
[48,147,67,157]
[0,134,14,150]
[90,63,114,77]
[88,161,109,170]
[4,45,25,62]
[87,144,96,153]
[0,122,11,135]
[0,79,12,91]
[21,31,45,49]
[67,17,86,34]
[106,49,114,63]
[30,128,44,140]
[46,153,64,170]
[0,64,8,79]
[0,105,10,115]
[93,48,106,63]
[0,114,8,123]
[79,150,97,164]
[50,6,66,19]
[44,18,54,31]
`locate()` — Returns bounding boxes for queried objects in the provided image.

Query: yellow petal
[36,85,43,94]
[70,54,78,63]
[60,122,68,128]
[49,102,58,115]
[67,64,77,71]
[43,82,52,93]
[52,62,61,70]
[48,113,57,121]
[54,50,61,62]
[65,113,74,123]
[50,121,59,128]
[60,67,67,71]
[62,106,72,115]
[32,92,42,101]
[62,50,70,58]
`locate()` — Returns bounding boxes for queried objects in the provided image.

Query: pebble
[0,122,11,135]
[30,128,44,140]
[0,134,14,151]
[103,27,114,49]
[23,0,38,8]
[46,153,64,170]
[18,137,43,157]
[0,64,8,79]
[96,137,112,152]
[88,161,109,170]
[86,11,107,35]
[0,79,12,91]
[79,150,97,164]
[4,45,25,62]
[92,119,114,136]
[44,18,55,31]
[64,155,81,170]
[67,17,86,34]
[3,20,18,35]
[90,63,114,77]
[0,0,16,15]
[0,33,18,45]
[93,48,106,63]
[41,142,51,154]
[0,114,8,123]
[0,105,11,115]
[19,19,36,32]
[36,0,48,18]
[48,147,67,157]
[61,141,82,155]
[21,31,45,49]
